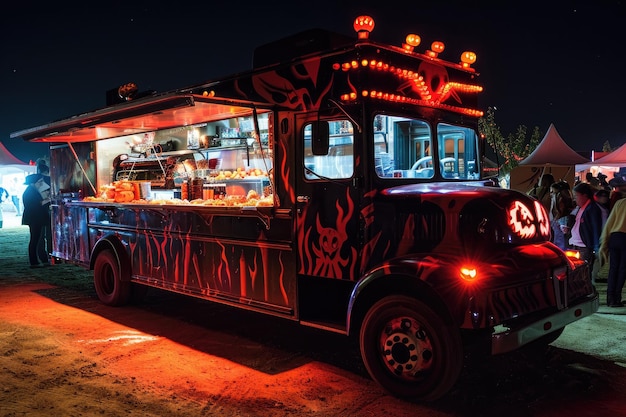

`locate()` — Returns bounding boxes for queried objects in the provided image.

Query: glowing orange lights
[460,51,477,69]
[338,17,483,117]
[507,200,550,239]
[461,51,477,64]
[341,88,483,117]
[534,200,551,237]
[508,201,537,239]
[333,57,484,117]
[459,266,478,282]
[564,250,581,259]
[426,41,445,58]
[403,34,421,52]
[447,82,483,93]
[432,41,445,52]
[354,15,375,39]
[406,34,421,47]
[202,90,216,97]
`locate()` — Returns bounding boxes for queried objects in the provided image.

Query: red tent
[0,142,28,165]
[577,142,626,168]
[0,142,35,175]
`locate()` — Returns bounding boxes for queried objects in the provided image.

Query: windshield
[373,115,481,180]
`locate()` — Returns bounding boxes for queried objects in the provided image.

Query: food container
[138,181,152,200]
[191,178,204,200]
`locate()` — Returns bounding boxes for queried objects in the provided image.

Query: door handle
[297,195,310,203]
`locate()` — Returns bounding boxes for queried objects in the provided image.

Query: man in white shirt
[565,182,603,283]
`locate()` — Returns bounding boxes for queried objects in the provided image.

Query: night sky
[2,1,625,163]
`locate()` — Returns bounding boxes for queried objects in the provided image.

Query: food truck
[11,16,598,401]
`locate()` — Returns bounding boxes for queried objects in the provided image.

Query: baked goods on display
[85,180,273,207]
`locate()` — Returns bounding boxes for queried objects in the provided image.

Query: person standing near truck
[21,174,51,268]
[566,182,603,282]
[550,180,575,250]
[528,173,554,216]
[599,198,626,307]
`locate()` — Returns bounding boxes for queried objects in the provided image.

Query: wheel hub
[381,317,433,379]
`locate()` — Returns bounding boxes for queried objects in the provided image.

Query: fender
[89,233,131,281]
[346,254,460,336]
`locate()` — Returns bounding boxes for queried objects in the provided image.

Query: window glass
[373,115,433,179]
[304,120,354,180]
[437,123,480,180]
[373,114,481,180]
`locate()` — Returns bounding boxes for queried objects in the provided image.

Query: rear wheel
[93,249,131,306]
[359,295,463,401]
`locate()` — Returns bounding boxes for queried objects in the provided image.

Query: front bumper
[491,290,599,355]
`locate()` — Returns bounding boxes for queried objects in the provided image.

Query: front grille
[567,263,593,303]
[487,277,556,326]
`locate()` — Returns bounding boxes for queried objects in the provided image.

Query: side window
[304,120,354,180]
[437,124,480,180]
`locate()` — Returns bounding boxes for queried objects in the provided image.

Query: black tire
[359,295,463,402]
[93,249,131,306]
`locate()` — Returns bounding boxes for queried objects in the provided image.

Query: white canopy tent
[0,142,36,212]
[518,124,590,166]
[510,124,589,192]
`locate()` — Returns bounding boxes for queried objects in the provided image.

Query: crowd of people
[529,171,626,307]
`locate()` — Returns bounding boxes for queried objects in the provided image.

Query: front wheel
[359,295,463,401]
[93,249,131,306]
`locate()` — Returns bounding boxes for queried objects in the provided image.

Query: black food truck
[11,15,598,401]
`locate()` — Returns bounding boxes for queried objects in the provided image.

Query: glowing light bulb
[432,41,445,53]
[402,33,421,52]
[460,51,477,69]
[353,15,375,39]
[426,41,445,58]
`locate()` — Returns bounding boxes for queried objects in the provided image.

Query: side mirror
[311,121,329,155]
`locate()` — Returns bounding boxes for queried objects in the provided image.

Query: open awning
[10,93,272,144]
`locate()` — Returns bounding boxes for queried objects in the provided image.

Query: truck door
[294,114,362,282]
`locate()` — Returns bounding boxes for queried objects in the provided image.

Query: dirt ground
[1,218,626,417]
